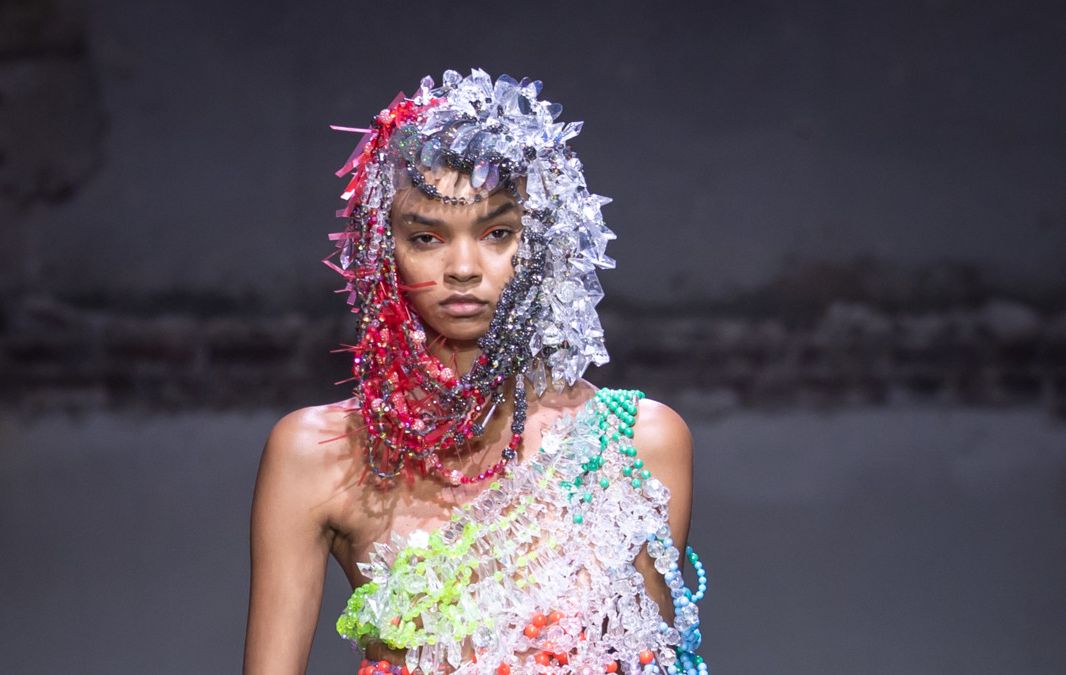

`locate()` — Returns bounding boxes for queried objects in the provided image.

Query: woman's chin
[443,330,487,345]
[426,321,490,345]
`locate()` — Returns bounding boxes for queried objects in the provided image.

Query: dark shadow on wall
[2,256,1064,418]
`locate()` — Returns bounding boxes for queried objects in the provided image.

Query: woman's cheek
[395,249,429,284]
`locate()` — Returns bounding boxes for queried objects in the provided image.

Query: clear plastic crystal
[442,69,461,88]
[471,159,490,188]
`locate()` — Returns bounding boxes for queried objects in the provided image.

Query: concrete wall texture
[2,1,1065,674]
[3,0,1065,304]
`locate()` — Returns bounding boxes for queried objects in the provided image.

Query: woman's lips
[440,300,488,317]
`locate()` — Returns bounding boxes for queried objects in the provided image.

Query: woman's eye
[411,234,439,246]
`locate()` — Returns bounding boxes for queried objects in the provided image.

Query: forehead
[391,183,522,228]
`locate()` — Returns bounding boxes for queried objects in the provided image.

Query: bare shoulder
[629,396,694,504]
[257,400,363,509]
[265,400,360,460]
[632,397,693,464]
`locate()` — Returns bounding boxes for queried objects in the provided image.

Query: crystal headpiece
[323,68,616,483]
[330,67,616,393]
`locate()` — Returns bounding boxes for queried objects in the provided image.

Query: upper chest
[329,476,485,587]
[326,402,585,588]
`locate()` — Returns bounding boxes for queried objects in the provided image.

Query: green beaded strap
[562,388,649,523]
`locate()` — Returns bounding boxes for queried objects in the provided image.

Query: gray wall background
[2,1,1065,674]
[4,0,1066,302]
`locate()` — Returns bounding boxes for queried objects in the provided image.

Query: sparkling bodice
[337,389,706,675]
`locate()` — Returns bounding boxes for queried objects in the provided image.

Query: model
[243,68,707,675]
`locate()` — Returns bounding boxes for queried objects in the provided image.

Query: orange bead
[524,624,541,639]
[535,652,552,666]
[547,610,563,624]
[639,650,654,665]
[377,661,391,670]
[554,652,570,665]
[497,664,511,675]
[605,660,619,673]
[401,668,411,675]
[531,612,548,627]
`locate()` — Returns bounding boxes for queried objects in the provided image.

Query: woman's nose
[445,238,481,283]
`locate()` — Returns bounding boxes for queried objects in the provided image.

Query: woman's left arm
[630,398,695,624]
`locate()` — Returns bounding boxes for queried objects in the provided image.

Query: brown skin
[391,169,524,373]
[242,171,695,675]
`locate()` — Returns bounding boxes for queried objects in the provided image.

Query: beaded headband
[323,68,616,485]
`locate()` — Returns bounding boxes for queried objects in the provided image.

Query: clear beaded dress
[337,389,707,675]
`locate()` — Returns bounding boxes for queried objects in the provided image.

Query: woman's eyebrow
[400,212,445,227]
[476,202,516,223]
[399,202,517,228]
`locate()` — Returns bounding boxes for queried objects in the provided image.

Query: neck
[425,331,482,376]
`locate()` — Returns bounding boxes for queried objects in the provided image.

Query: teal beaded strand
[686,546,707,603]
[567,389,644,523]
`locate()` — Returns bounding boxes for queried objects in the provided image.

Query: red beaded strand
[332,93,522,488]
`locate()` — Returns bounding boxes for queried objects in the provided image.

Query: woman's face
[391,170,523,347]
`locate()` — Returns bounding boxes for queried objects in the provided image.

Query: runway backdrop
[2,1,1065,673]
